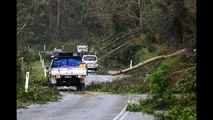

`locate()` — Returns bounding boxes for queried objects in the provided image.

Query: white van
[82,55,98,70]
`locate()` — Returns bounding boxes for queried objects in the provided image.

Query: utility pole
[138,0,142,26]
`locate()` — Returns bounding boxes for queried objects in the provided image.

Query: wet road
[17,75,156,120]
[17,92,128,120]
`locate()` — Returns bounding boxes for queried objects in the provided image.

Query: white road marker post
[28,46,31,51]
[130,60,132,68]
[42,59,45,68]
[44,68,47,77]
[25,72,30,92]
[44,44,46,50]
[39,52,42,63]
[40,55,42,63]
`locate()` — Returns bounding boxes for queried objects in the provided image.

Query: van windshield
[83,56,96,61]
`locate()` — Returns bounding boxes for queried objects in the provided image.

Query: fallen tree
[111,48,189,75]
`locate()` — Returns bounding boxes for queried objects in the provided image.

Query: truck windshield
[52,58,81,68]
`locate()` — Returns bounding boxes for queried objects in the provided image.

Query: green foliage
[18,51,39,63]
[17,61,24,88]
[135,47,161,62]
[88,59,159,93]
[157,105,196,120]
[184,0,196,16]
[62,40,79,52]
[127,99,155,114]
[17,1,196,119]
[138,99,155,114]
[100,58,126,71]
[17,0,196,51]
[115,45,142,66]
[17,61,60,108]
[17,0,52,50]
[146,59,176,108]
[17,85,59,107]
[126,103,141,112]
[126,57,196,120]
[40,52,52,64]
[173,74,196,93]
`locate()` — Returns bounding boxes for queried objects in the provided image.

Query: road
[85,74,127,85]
[17,75,156,120]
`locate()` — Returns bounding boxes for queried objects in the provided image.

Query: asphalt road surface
[17,75,156,120]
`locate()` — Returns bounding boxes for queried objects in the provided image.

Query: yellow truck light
[79,64,86,68]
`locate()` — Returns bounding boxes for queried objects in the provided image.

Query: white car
[82,55,98,70]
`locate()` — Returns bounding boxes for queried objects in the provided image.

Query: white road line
[119,111,129,120]
[112,104,128,120]
[113,94,131,120]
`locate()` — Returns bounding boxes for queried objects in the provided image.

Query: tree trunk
[138,0,142,26]
[111,48,189,75]
[57,0,60,41]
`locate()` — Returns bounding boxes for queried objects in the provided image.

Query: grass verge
[17,61,61,109]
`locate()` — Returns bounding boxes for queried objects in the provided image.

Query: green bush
[147,59,176,108]
[157,105,196,120]
[17,61,24,87]
[135,47,161,62]
[18,51,39,63]
[173,74,196,93]
[126,57,196,120]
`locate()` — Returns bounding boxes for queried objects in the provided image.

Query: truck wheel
[47,81,53,87]
[77,83,86,91]
[76,85,80,91]
[47,78,51,87]
[80,83,86,91]
[47,78,55,88]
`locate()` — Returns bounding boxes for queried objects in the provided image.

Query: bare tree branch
[100,40,134,60]
[17,23,27,35]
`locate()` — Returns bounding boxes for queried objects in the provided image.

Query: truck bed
[51,67,87,76]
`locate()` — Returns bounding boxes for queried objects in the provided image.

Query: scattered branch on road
[111,48,189,75]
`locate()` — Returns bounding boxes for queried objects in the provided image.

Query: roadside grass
[17,61,61,109]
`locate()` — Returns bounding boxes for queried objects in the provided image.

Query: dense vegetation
[17,51,60,108]
[17,0,196,119]
[17,0,196,52]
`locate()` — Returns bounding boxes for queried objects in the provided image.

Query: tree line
[17,0,196,51]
